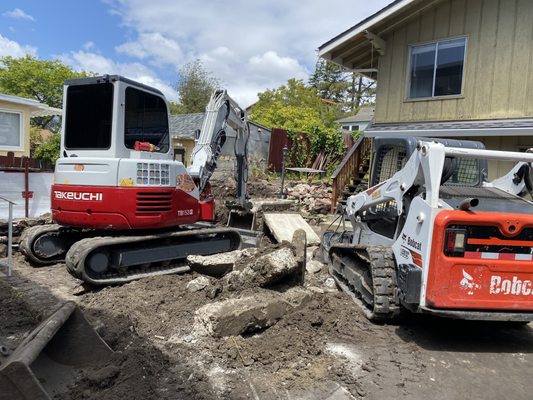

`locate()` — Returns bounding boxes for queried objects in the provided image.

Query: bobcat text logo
[407,236,422,251]
[490,275,533,296]
[54,191,103,201]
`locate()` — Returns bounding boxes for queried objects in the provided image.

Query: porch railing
[330,135,372,213]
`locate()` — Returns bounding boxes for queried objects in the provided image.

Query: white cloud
[104,0,390,107]
[0,34,37,58]
[3,8,35,21]
[83,41,96,50]
[116,32,182,66]
[60,50,179,102]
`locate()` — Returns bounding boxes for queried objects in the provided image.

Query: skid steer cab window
[65,83,113,149]
[124,87,169,153]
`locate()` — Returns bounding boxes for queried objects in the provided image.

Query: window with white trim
[0,110,22,148]
[408,38,466,99]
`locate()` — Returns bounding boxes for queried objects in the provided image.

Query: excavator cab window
[124,87,169,153]
[65,82,113,150]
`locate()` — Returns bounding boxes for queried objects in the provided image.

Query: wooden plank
[386,27,407,122]
[449,0,466,36]
[374,33,393,123]
[509,0,533,116]
[472,0,499,118]
[490,0,516,116]
[461,0,483,120]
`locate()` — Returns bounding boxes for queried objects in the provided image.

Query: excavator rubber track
[65,227,242,285]
[19,224,99,266]
[329,244,401,322]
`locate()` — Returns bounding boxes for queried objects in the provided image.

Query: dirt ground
[1,179,533,399]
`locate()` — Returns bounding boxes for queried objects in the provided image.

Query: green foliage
[308,59,349,104]
[0,55,91,131]
[173,59,219,113]
[308,58,376,113]
[250,79,344,167]
[34,133,61,166]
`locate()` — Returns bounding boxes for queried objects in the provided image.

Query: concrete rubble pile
[287,183,332,215]
[186,230,323,338]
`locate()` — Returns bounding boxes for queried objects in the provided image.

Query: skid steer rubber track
[19,225,97,266]
[66,227,242,286]
[329,244,401,322]
[0,302,112,400]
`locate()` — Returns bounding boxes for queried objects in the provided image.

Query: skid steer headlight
[445,228,467,255]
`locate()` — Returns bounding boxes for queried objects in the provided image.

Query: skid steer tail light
[445,228,467,256]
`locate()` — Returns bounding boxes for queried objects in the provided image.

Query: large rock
[186,276,212,292]
[186,249,257,277]
[224,246,301,290]
[193,287,311,337]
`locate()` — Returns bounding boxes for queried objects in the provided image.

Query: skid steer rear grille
[136,192,173,213]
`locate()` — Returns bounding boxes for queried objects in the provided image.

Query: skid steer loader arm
[0,301,112,400]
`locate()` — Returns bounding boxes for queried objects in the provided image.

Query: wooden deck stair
[330,135,372,213]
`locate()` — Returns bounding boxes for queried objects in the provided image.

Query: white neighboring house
[0,93,61,157]
[336,107,375,133]
[0,93,60,218]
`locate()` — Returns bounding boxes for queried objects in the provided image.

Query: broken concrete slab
[223,246,302,290]
[250,199,294,213]
[292,229,306,285]
[306,260,324,274]
[248,247,300,287]
[263,212,321,246]
[187,249,257,277]
[186,276,212,292]
[193,287,311,337]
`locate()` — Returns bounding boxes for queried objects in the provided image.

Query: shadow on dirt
[395,313,533,353]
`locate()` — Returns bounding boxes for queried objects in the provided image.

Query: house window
[0,110,22,149]
[408,38,466,99]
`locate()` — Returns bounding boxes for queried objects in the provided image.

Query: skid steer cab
[323,136,533,323]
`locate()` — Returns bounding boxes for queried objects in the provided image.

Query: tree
[34,133,61,166]
[308,59,349,104]
[173,59,219,114]
[0,55,90,131]
[250,79,344,167]
[346,73,376,112]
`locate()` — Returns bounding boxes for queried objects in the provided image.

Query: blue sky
[0,0,390,106]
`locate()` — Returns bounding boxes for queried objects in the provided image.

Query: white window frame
[0,109,24,151]
[406,36,468,101]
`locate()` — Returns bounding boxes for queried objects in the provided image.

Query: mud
[3,253,533,399]
[3,172,533,400]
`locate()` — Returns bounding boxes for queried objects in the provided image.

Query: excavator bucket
[0,301,112,400]
[227,208,256,231]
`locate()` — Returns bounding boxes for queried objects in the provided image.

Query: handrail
[0,196,15,276]
[330,134,372,213]
[331,133,366,180]
[0,195,16,205]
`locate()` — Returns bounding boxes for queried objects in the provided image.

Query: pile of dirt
[0,279,38,354]
[75,272,373,398]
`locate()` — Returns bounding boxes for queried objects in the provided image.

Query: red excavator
[20,75,251,285]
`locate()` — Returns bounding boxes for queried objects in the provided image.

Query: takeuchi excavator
[20,75,251,285]
[323,136,533,323]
